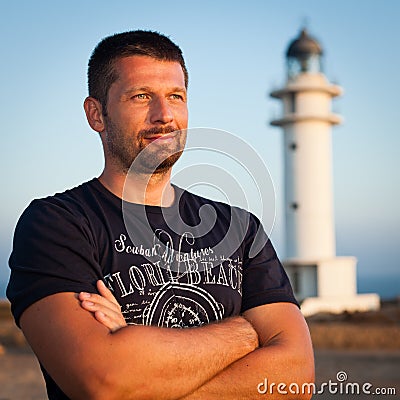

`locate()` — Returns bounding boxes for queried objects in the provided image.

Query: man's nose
[149,97,174,125]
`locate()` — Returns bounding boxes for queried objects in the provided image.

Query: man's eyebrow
[169,86,187,93]
[122,86,187,96]
[122,86,152,96]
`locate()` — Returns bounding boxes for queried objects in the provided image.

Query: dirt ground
[1,300,399,399]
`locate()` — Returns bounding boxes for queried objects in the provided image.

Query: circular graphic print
[143,282,224,328]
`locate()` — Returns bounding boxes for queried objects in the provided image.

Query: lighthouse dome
[286,28,323,58]
[286,28,323,77]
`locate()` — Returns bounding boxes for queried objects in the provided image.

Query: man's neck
[98,169,175,207]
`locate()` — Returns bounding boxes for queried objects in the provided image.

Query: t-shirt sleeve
[7,198,103,327]
[240,213,299,313]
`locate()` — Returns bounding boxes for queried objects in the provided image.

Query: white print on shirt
[104,230,242,326]
[143,283,224,328]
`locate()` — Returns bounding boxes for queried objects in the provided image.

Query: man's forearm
[77,284,260,399]
[106,315,259,399]
[77,284,313,400]
[180,343,313,400]
[20,293,259,400]
[180,303,314,400]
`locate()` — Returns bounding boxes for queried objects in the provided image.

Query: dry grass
[306,300,400,349]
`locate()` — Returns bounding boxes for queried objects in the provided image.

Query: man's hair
[88,30,188,112]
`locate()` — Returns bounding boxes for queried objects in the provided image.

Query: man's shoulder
[21,178,101,224]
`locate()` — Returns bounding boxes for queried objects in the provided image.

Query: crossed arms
[20,281,314,400]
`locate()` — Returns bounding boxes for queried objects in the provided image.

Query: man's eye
[170,94,183,100]
[133,94,148,100]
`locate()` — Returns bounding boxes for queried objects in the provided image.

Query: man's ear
[84,97,106,133]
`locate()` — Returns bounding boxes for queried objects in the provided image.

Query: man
[7,31,314,399]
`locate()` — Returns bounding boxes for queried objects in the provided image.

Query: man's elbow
[75,368,181,400]
[71,373,154,400]
[57,370,120,400]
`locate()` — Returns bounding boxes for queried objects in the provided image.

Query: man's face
[102,55,188,174]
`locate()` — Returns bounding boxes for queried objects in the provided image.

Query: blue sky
[1,0,399,298]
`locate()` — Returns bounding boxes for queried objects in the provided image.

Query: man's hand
[78,280,127,332]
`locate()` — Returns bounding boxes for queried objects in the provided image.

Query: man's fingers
[79,296,120,315]
[94,310,126,333]
[78,288,120,314]
[80,300,127,332]
[78,287,127,333]
[97,280,119,305]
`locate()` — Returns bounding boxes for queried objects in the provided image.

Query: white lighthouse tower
[270,28,379,315]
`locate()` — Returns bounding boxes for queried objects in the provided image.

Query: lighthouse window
[292,270,300,293]
[289,92,296,113]
[291,202,299,210]
[289,142,297,151]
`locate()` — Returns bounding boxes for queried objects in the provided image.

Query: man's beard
[104,118,186,175]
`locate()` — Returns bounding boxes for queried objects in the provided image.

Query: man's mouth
[143,131,178,142]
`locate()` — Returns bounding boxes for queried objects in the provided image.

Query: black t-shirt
[7,178,298,399]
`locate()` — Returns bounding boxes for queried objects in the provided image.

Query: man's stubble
[104,117,186,176]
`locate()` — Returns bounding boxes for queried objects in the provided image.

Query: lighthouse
[270,28,379,315]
